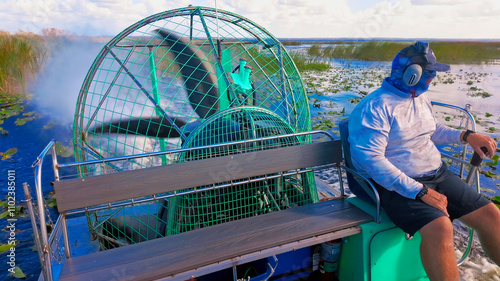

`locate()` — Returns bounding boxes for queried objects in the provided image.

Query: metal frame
[431,102,479,266]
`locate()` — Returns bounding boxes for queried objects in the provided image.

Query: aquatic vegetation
[348,98,361,104]
[469,91,492,98]
[0,31,48,136]
[306,41,500,64]
[15,116,35,126]
[493,196,500,209]
[318,108,346,116]
[45,191,57,208]
[0,148,17,160]
[9,267,26,279]
[307,44,322,56]
[484,155,499,167]
[290,52,330,72]
[0,197,24,218]
[0,93,25,133]
[484,170,500,179]
[0,31,46,95]
[312,118,337,131]
[0,242,17,253]
[320,41,407,61]
[443,78,455,84]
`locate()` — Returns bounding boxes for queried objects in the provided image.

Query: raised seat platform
[32,134,377,281]
[59,199,372,281]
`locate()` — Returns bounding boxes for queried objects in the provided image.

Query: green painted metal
[230,59,254,106]
[217,48,232,111]
[71,6,314,250]
[166,107,317,236]
[148,47,168,164]
[339,197,429,281]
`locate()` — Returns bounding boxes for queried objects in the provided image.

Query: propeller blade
[156,29,219,119]
[91,116,186,138]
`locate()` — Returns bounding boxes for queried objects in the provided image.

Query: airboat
[25,6,484,281]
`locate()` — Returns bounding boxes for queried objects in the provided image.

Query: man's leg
[459,203,500,265]
[419,216,459,281]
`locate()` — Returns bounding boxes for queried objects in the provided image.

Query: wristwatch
[462,129,475,143]
[416,186,428,200]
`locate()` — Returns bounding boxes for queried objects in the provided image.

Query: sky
[1,0,500,39]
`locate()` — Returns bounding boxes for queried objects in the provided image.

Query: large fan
[72,6,316,247]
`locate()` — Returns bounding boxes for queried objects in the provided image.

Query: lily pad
[0,241,16,253]
[45,192,57,208]
[1,148,18,160]
[0,206,24,218]
[10,104,24,111]
[484,154,499,167]
[15,117,35,126]
[483,170,500,179]
[22,111,36,117]
[9,266,26,279]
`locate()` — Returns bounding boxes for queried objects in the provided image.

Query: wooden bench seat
[53,138,374,280]
[59,199,372,281]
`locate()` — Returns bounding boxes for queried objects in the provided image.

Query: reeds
[290,52,331,72]
[308,41,500,64]
[0,31,46,95]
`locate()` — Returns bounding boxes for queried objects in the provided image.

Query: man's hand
[420,188,449,217]
[464,132,497,159]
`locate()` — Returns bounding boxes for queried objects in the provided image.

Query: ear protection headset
[402,42,430,87]
[402,64,422,87]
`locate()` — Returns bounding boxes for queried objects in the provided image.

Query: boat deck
[59,198,372,281]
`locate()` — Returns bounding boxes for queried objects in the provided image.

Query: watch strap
[416,187,428,200]
[462,129,475,143]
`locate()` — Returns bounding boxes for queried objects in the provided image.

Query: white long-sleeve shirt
[348,78,462,199]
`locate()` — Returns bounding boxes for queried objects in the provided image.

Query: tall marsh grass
[290,52,331,72]
[309,41,500,64]
[0,31,46,95]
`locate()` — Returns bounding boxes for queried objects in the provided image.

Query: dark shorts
[374,163,491,236]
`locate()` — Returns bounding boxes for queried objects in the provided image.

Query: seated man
[348,41,500,281]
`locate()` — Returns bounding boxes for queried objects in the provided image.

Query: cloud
[1,0,500,38]
[411,0,467,5]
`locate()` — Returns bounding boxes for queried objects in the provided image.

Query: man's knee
[461,203,500,230]
[419,216,454,241]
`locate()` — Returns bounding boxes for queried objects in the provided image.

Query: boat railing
[431,101,480,266]
[25,140,58,281]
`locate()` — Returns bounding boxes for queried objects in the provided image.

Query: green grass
[290,52,331,72]
[0,31,46,95]
[308,41,500,64]
[0,31,47,134]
